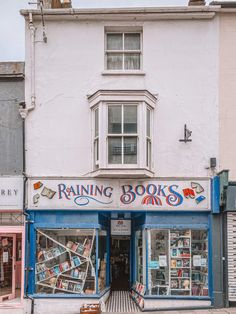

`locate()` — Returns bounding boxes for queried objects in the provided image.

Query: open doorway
[110,236,130,291]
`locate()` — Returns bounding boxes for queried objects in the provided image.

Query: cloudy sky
[0,0,214,61]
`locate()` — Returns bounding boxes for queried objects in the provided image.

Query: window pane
[147,109,150,137]
[148,230,169,296]
[98,231,107,291]
[108,106,122,134]
[35,229,96,295]
[170,230,191,296]
[124,106,137,133]
[124,137,137,164]
[191,230,208,296]
[107,34,123,50]
[146,229,208,297]
[146,139,151,168]
[124,53,140,70]
[95,108,99,137]
[108,137,122,164]
[136,231,143,284]
[94,139,99,164]
[124,33,140,50]
[107,53,123,70]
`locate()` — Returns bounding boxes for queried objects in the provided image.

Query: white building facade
[21,6,222,313]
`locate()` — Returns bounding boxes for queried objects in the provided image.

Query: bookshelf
[191,230,208,296]
[35,229,96,295]
[170,230,191,296]
[131,282,145,310]
[147,229,209,297]
[136,231,143,284]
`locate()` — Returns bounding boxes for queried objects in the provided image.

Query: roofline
[20,6,221,21]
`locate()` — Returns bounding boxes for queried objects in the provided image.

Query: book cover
[76,243,84,255]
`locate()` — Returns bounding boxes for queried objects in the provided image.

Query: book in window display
[191,230,208,296]
[35,229,96,295]
[169,230,191,296]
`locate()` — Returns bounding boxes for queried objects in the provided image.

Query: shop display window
[35,229,96,295]
[191,230,208,296]
[98,230,107,291]
[135,230,143,284]
[148,230,169,296]
[0,236,14,300]
[147,229,208,297]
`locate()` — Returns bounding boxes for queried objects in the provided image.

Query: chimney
[188,0,206,5]
[41,0,72,9]
[61,0,72,8]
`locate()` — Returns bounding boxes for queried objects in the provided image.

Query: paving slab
[107,308,236,314]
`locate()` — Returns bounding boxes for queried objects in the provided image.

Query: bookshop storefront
[0,176,24,307]
[26,177,219,311]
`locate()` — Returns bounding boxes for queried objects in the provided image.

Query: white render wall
[24,13,219,178]
[219,13,236,181]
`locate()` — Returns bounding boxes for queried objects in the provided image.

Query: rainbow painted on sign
[120,184,184,206]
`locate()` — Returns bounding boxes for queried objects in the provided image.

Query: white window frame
[89,90,156,177]
[107,103,138,167]
[94,107,99,168]
[105,31,142,71]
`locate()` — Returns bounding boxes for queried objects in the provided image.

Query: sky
[0,0,216,61]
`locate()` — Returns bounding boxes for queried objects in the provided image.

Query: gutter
[20,6,220,15]
[20,6,220,21]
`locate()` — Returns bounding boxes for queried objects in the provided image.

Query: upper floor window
[108,105,137,164]
[105,32,141,70]
[88,90,157,178]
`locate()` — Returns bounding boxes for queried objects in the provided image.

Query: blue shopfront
[25,177,220,311]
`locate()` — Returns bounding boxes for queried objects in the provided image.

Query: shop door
[0,234,16,302]
[110,236,130,291]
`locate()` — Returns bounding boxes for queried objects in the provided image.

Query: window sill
[90,168,154,178]
[102,70,146,76]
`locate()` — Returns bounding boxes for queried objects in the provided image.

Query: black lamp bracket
[179,124,192,143]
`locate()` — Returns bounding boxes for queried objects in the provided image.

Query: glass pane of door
[0,235,16,301]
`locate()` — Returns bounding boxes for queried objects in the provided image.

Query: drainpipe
[19,12,36,119]
[29,12,36,112]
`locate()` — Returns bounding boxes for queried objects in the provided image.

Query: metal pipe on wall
[29,12,36,111]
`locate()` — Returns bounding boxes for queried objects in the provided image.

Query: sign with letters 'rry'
[0,177,23,210]
[28,178,211,211]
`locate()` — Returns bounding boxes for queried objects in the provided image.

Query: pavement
[104,308,236,314]
[140,308,236,314]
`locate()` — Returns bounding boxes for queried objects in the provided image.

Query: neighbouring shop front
[223,183,236,305]
[0,176,24,307]
[26,177,219,311]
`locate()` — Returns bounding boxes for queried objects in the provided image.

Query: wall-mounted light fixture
[210,157,217,168]
[179,124,192,143]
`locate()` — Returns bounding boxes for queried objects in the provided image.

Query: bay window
[88,90,157,177]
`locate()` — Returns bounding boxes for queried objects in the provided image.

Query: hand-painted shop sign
[28,178,211,211]
[0,177,23,210]
[111,220,131,235]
